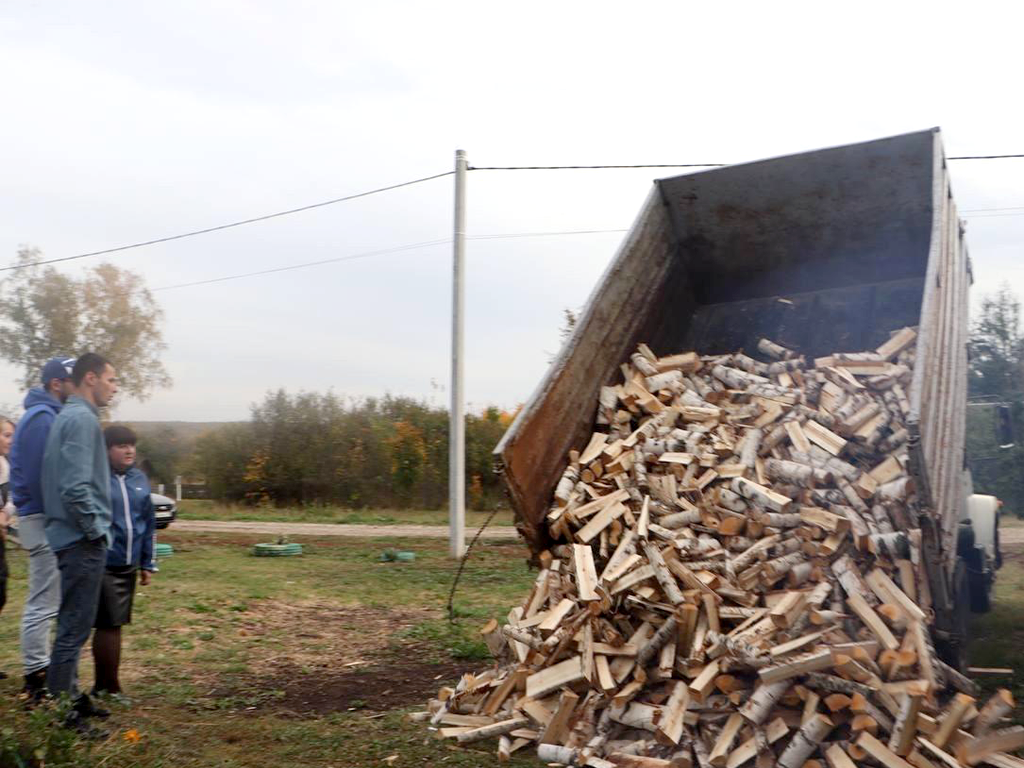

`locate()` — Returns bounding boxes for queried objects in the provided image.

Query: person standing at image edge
[8,357,75,699]
[0,415,17,680]
[41,353,118,724]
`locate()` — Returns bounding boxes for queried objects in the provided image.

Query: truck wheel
[938,560,971,671]
[967,548,991,614]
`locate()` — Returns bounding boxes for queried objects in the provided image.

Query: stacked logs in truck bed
[416,329,1023,768]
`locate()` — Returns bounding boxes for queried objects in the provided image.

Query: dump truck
[494,128,1000,668]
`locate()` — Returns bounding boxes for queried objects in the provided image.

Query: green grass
[178,499,517,528]
[0,531,536,767]
[969,552,1024,724]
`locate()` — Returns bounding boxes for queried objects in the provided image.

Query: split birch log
[971,689,1015,737]
[456,716,530,743]
[956,727,1024,766]
[739,680,790,725]
[889,694,924,756]
[777,714,833,768]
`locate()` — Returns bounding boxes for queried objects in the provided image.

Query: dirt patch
[260,654,469,714]
[204,601,479,714]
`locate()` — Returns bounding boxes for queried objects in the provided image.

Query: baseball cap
[41,357,75,385]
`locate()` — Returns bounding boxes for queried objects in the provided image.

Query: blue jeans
[47,537,107,697]
[17,513,61,675]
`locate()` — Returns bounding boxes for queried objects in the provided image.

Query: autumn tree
[0,247,171,400]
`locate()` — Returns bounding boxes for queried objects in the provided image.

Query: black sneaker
[21,669,48,708]
[73,693,111,720]
[64,710,109,740]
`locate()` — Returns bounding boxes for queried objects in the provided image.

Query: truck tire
[967,547,991,614]
[938,559,971,671]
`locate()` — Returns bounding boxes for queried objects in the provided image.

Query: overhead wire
[0,170,454,273]
[147,238,452,293]
[145,228,629,295]
[9,153,1024,276]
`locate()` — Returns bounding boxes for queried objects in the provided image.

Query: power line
[146,228,631,295]
[147,238,452,294]
[470,154,1024,171]
[962,206,1024,213]
[949,154,1024,160]
[468,228,628,240]
[0,170,454,273]
[469,163,728,171]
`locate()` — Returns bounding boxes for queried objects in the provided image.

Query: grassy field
[0,530,537,767]
[970,548,1024,724]
[1,533,1022,767]
[178,499,517,528]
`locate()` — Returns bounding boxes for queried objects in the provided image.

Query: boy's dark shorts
[94,566,138,629]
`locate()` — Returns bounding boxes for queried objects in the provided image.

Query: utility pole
[449,150,468,558]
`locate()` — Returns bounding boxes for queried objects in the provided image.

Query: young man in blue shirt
[93,425,157,702]
[9,357,75,698]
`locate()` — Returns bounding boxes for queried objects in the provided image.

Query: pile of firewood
[414,329,1023,768]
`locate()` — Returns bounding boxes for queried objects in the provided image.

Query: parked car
[152,492,177,528]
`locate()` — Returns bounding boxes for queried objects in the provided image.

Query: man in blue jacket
[93,425,157,702]
[9,357,75,698]
[41,352,118,718]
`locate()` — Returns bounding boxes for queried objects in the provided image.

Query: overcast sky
[1,1,1022,421]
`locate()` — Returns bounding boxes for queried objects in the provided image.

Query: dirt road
[172,519,521,540]
[1002,528,1024,546]
[172,520,1024,546]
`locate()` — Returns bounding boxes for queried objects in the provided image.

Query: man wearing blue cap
[9,356,74,700]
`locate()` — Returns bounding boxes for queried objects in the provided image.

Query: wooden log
[538,743,579,763]
[655,681,692,746]
[804,420,847,455]
[526,655,585,699]
[710,713,746,767]
[764,458,832,487]
[824,744,860,768]
[759,338,798,360]
[845,592,899,651]
[740,680,791,725]
[804,673,875,698]
[890,694,924,756]
[456,716,530,743]
[575,544,601,601]
[972,690,1015,737]
[866,569,927,623]
[725,717,789,768]
[636,615,678,669]
[768,591,810,629]
[643,542,686,606]
[731,477,792,513]
[857,731,916,768]
[957,728,1024,767]
[877,328,917,361]
[933,693,976,749]
[777,714,833,768]
[501,624,544,652]
[936,658,979,697]
[690,660,722,703]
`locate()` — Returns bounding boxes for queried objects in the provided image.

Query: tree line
[965,284,1024,516]
[142,392,516,510]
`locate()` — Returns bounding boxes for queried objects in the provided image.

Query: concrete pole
[449,149,468,558]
